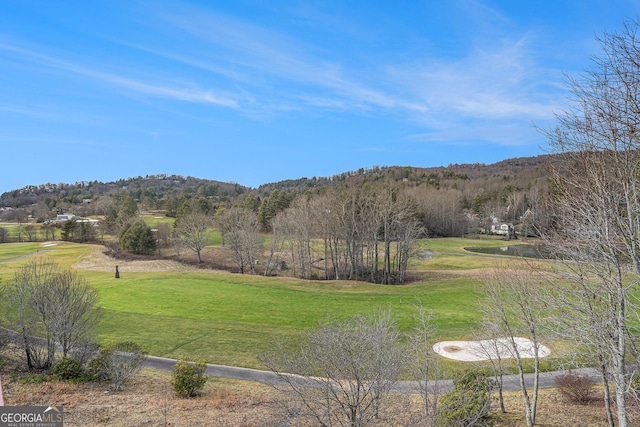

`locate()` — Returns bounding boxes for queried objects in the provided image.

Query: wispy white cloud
[408,124,543,147]
[0,42,239,108]
[385,32,567,147]
[0,0,567,146]
[401,38,560,121]
[155,6,426,114]
[0,104,59,120]
[148,2,563,135]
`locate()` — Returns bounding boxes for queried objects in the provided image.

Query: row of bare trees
[265,183,424,284]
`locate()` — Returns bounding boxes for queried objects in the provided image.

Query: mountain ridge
[0,153,556,210]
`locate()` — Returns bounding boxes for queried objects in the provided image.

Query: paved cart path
[144,355,602,394]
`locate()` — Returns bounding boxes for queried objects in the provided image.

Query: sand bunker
[433,337,551,362]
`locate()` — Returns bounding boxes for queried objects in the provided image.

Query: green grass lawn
[0,238,539,369]
[86,269,483,368]
[140,214,174,228]
[425,236,524,253]
[0,242,92,282]
[0,242,43,261]
[412,237,532,271]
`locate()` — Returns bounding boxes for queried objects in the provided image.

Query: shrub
[555,371,595,405]
[51,357,82,380]
[70,339,100,366]
[84,352,109,382]
[19,373,50,384]
[87,342,146,391]
[435,369,493,427]
[171,359,208,398]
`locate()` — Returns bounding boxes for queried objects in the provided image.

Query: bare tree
[92,196,115,217]
[41,223,56,241]
[543,18,640,427]
[262,311,406,427]
[23,224,37,242]
[4,258,101,370]
[543,262,619,427]
[155,222,171,251]
[483,265,545,427]
[263,213,289,276]
[472,322,510,414]
[48,269,101,359]
[217,207,262,274]
[175,210,212,265]
[407,305,444,424]
[6,263,50,370]
[277,197,317,279]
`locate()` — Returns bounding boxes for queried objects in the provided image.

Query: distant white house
[54,213,99,226]
[490,222,515,237]
[55,213,80,223]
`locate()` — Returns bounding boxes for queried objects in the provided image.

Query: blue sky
[1,1,639,194]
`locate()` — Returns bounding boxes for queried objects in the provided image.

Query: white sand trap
[41,242,57,247]
[433,337,551,362]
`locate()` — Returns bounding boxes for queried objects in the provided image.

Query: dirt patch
[73,245,196,273]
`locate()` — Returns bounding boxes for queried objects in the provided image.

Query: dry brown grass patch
[6,367,640,426]
[73,244,196,273]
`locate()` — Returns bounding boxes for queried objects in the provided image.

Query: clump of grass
[19,373,50,384]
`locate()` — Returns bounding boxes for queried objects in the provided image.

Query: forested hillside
[0,154,554,240]
[256,154,554,238]
[0,174,249,215]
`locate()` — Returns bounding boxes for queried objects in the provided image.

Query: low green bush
[435,369,493,427]
[171,359,208,398]
[84,352,108,382]
[51,357,82,380]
